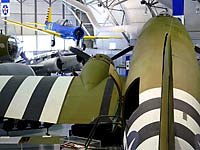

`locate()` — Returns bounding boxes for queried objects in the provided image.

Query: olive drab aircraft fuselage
[123,16,200,150]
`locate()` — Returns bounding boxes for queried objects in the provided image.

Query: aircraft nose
[74,27,84,40]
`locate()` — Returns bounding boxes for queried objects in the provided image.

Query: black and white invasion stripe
[124,87,200,150]
[0,76,74,123]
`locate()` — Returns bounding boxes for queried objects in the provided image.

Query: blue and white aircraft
[3,4,122,48]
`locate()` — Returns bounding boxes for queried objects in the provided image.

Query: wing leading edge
[3,19,61,38]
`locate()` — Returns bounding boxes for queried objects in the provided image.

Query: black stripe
[127,98,200,129]
[136,122,160,148]
[22,76,58,121]
[126,98,161,128]
[0,76,27,116]
[126,122,196,149]
[174,99,200,126]
[175,123,195,149]
[99,78,114,116]
[126,122,160,149]
[127,130,139,149]
[19,137,30,144]
[195,134,200,150]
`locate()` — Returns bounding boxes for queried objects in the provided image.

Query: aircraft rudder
[45,6,52,23]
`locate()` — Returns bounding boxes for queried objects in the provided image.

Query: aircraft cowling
[38,57,62,73]
[73,27,84,40]
[0,35,21,62]
[37,55,81,73]
[61,26,84,40]
[79,54,117,89]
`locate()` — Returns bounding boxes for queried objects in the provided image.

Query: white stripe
[174,88,200,115]
[137,135,159,150]
[175,137,194,150]
[139,88,161,104]
[0,136,22,144]
[135,136,195,150]
[39,76,74,123]
[0,76,12,92]
[128,137,137,150]
[174,109,200,135]
[139,88,200,115]
[127,109,199,137]
[127,109,160,135]
[123,131,128,150]
[4,76,43,119]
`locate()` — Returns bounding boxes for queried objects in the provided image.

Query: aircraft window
[62,19,73,27]
[56,19,73,26]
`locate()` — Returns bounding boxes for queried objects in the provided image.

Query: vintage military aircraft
[24,50,82,75]
[3,2,122,48]
[0,15,199,149]
[0,0,199,147]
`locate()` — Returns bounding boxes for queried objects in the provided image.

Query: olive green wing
[0,65,121,124]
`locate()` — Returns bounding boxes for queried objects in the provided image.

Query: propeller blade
[56,57,64,71]
[76,39,80,47]
[70,46,91,63]
[111,46,133,60]
[195,46,200,53]
[76,21,83,47]
[80,21,83,28]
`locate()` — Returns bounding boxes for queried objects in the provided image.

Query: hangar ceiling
[65,0,200,43]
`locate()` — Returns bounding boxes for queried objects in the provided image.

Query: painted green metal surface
[58,54,120,124]
[125,16,200,101]
[159,34,175,150]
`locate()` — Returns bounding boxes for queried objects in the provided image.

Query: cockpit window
[55,19,73,27]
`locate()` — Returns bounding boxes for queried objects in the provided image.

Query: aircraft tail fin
[45,6,52,23]
[159,33,175,150]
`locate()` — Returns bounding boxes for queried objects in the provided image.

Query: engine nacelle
[39,57,61,73]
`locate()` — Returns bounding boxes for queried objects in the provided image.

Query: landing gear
[82,43,86,51]
[51,35,55,47]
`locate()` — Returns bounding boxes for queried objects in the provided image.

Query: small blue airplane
[3,4,122,49]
